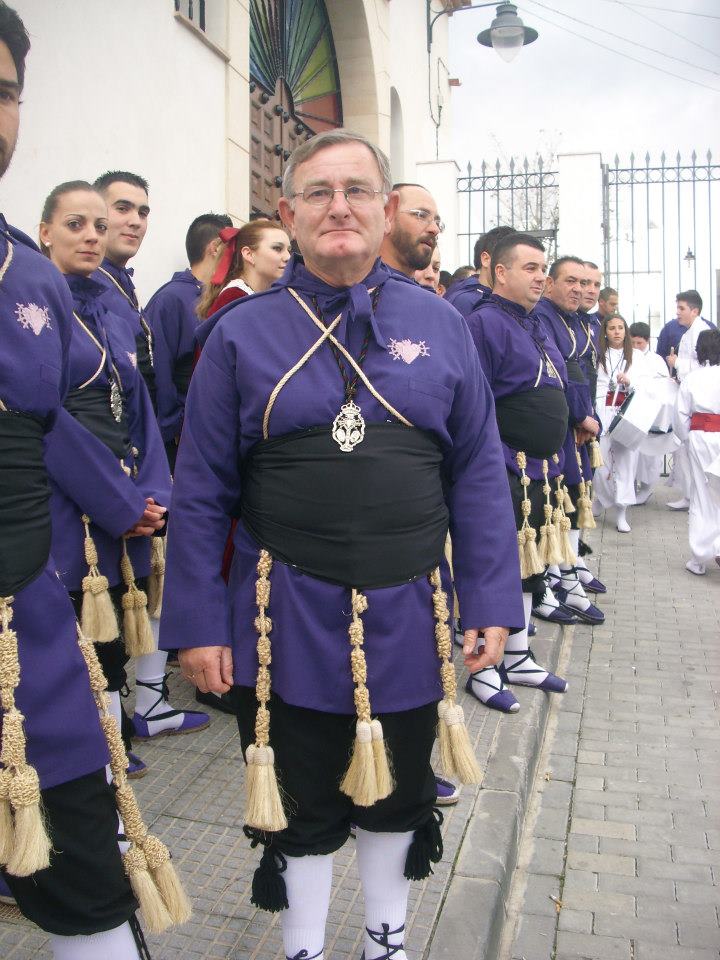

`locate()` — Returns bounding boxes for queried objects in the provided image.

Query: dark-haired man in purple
[445,225,515,317]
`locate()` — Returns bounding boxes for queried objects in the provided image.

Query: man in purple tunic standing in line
[0,4,187,955]
[162,129,524,960]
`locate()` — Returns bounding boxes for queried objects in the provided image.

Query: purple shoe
[500,654,568,693]
[465,673,520,714]
[532,601,578,625]
[126,752,147,780]
[132,707,210,740]
[132,674,210,740]
[577,572,607,594]
[435,775,460,806]
[554,587,605,625]
[0,872,15,904]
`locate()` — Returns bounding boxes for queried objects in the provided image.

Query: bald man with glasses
[380,183,444,278]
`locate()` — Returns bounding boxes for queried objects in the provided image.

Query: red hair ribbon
[211,226,241,285]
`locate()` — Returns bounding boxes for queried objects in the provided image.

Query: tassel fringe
[516,453,545,578]
[0,596,51,876]
[574,450,597,530]
[120,542,155,656]
[429,569,481,784]
[76,627,191,931]
[404,809,444,881]
[146,537,165,620]
[589,438,604,469]
[245,551,287,832]
[80,515,119,642]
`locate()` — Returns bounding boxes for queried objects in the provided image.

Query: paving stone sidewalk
[504,482,720,960]
[0,583,563,959]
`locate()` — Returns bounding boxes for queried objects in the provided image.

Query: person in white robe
[630,322,673,503]
[594,314,646,532]
[673,328,720,575]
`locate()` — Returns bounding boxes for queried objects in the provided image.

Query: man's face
[387,186,441,273]
[581,265,602,311]
[631,336,649,352]
[676,299,699,328]
[102,181,150,264]
[0,41,20,180]
[598,293,618,317]
[278,142,394,282]
[545,261,583,313]
[495,244,547,311]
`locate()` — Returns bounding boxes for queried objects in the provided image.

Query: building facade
[7,0,457,299]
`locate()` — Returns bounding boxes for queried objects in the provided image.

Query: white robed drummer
[673,327,720,576]
[629,321,673,505]
[594,314,646,532]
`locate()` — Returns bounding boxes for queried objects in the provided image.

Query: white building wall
[6,0,229,302]
[557,153,604,267]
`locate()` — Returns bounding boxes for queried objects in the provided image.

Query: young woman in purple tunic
[39,182,208,770]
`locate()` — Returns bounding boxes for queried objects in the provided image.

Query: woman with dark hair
[674,327,720,575]
[39,181,208,768]
[594,313,646,532]
[196,218,291,320]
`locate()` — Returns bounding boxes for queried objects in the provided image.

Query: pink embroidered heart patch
[388,338,430,364]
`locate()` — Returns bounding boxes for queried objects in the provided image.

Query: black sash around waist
[565,359,586,384]
[240,422,449,590]
[0,409,51,596]
[495,386,569,460]
[173,352,194,396]
[64,387,132,460]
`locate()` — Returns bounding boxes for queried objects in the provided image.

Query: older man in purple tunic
[162,129,523,960]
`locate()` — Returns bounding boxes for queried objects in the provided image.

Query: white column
[416,159,462,271]
[557,153,604,265]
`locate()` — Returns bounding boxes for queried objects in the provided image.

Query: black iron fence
[456,158,559,265]
[603,151,719,326]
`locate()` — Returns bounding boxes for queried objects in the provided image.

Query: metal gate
[456,158,559,265]
[602,151,720,327]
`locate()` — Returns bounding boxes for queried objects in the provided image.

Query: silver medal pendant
[332,399,365,452]
[109,378,123,423]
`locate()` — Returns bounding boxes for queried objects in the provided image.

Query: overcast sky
[448,0,720,168]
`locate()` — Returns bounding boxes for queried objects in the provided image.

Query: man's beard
[390,226,435,273]
[0,136,16,179]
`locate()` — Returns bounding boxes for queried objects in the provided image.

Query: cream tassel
[429,568,481,784]
[120,541,154,656]
[245,551,287,831]
[340,589,394,805]
[80,515,118,642]
[539,462,563,566]
[516,453,544,578]
[76,626,191,930]
[146,536,165,620]
[0,596,51,876]
[589,438,604,469]
[552,477,576,564]
[574,450,597,530]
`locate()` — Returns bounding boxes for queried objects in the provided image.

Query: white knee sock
[50,922,140,960]
[467,665,511,703]
[281,853,333,960]
[503,594,550,685]
[559,532,590,610]
[134,638,183,733]
[356,828,411,960]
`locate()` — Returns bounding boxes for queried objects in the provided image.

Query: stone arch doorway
[249,0,343,218]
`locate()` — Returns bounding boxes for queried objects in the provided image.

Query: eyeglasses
[402,209,445,233]
[293,185,384,206]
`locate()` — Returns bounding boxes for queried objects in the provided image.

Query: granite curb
[427,622,567,960]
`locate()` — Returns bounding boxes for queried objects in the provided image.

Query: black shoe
[195,688,236,715]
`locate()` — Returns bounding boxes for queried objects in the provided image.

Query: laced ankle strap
[287,950,323,960]
[504,649,543,674]
[135,673,173,720]
[366,922,405,958]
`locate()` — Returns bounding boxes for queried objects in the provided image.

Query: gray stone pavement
[0,592,563,959]
[502,481,720,960]
[2,479,716,959]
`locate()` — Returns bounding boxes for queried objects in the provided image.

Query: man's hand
[463,627,509,674]
[578,415,600,437]
[178,645,234,694]
[666,348,677,369]
[125,497,167,537]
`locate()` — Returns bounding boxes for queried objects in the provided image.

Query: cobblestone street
[1,482,718,959]
[503,482,720,960]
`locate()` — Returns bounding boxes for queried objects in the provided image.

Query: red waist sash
[605,390,626,407]
[690,412,720,432]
